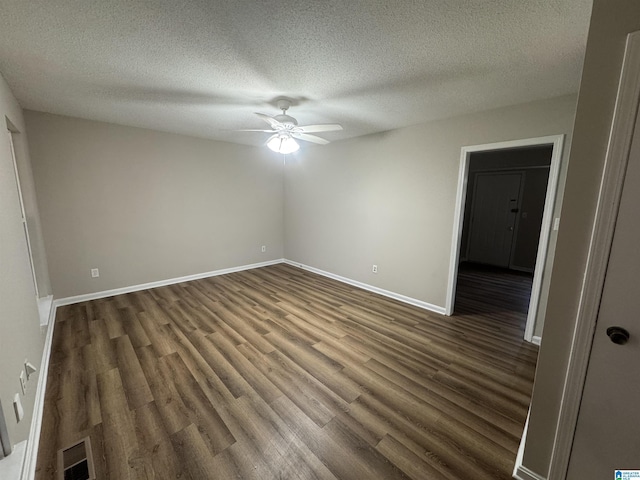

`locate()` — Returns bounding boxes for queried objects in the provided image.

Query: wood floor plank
[131,401,186,479]
[376,433,448,480]
[170,423,233,479]
[114,335,154,410]
[88,319,117,374]
[135,345,192,435]
[272,396,410,480]
[97,368,149,479]
[119,307,152,348]
[37,263,538,479]
[161,352,236,454]
[236,342,338,427]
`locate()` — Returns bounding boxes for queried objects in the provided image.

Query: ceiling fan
[239,99,343,154]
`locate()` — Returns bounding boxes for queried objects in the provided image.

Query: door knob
[606,326,630,345]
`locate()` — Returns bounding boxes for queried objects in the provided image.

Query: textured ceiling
[0,1,592,147]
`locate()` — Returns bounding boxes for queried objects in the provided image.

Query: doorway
[446,135,564,343]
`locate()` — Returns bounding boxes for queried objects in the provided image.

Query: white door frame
[546,30,640,480]
[445,134,565,343]
[7,129,39,298]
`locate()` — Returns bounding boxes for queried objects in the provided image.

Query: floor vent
[57,437,95,480]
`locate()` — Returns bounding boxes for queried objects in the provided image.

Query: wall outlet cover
[19,371,26,395]
[13,394,23,422]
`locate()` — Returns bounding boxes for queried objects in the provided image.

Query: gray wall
[25,111,285,299]
[0,73,47,447]
[523,0,640,475]
[284,95,576,326]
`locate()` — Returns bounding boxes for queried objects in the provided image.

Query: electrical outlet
[261,245,266,253]
[19,371,26,395]
[372,265,378,274]
[25,360,37,381]
[91,268,99,278]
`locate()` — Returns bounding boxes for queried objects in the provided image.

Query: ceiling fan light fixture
[267,134,299,154]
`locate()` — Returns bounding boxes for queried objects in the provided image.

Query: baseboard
[21,303,58,480]
[532,335,542,346]
[54,259,285,307]
[36,295,53,327]
[513,465,547,480]
[283,260,446,315]
[513,410,546,480]
[0,440,27,480]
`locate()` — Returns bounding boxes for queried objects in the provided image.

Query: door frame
[7,127,39,298]
[445,134,565,343]
[546,30,640,480]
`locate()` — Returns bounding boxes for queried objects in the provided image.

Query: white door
[467,173,522,267]
[566,100,640,478]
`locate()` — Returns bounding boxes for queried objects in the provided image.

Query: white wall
[25,111,285,299]
[285,95,576,328]
[0,73,47,448]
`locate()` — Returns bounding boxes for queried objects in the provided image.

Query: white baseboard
[21,304,58,480]
[36,295,53,327]
[54,259,285,306]
[532,335,542,346]
[514,465,547,480]
[283,260,446,315]
[513,410,546,480]
[0,440,26,480]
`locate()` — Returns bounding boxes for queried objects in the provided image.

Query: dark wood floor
[455,262,534,326]
[36,263,538,479]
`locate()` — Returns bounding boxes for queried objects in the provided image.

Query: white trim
[0,441,27,479]
[524,136,564,342]
[36,295,53,327]
[514,465,547,480]
[283,260,446,315]
[532,335,541,346]
[54,259,284,306]
[445,134,565,346]
[513,410,529,478]
[547,31,640,480]
[21,303,58,480]
[513,410,547,480]
[7,130,39,299]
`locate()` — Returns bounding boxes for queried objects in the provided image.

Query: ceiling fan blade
[236,129,277,132]
[254,112,282,129]
[291,132,330,145]
[295,124,343,133]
